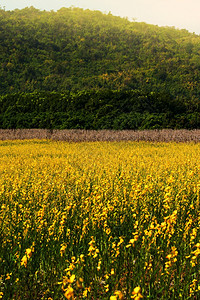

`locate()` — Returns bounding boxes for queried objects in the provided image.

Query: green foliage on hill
[0,6,200,129]
[1,90,200,129]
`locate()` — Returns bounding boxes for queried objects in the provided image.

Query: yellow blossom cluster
[0,140,200,299]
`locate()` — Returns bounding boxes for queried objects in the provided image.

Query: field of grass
[0,140,200,299]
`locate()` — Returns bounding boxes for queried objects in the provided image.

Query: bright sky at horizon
[1,0,200,35]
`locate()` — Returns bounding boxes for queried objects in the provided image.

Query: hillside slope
[0,7,200,130]
[0,6,200,101]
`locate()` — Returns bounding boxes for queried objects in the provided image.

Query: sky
[1,0,200,35]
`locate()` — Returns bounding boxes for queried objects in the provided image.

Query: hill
[0,7,200,129]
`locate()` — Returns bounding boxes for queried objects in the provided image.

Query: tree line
[1,90,200,129]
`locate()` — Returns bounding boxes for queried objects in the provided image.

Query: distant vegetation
[0,7,200,129]
[1,90,200,129]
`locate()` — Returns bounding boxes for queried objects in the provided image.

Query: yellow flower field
[0,140,199,299]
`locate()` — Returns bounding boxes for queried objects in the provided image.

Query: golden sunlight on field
[0,140,199,299]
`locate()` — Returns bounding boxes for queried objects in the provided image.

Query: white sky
[1,0,200,35]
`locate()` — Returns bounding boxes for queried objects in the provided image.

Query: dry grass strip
[1,129,200,142]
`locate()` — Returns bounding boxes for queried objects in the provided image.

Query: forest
[0,6,200,129]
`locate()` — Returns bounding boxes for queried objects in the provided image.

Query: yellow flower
[64,285,74,299]
[117,237,124,247]
[83,287,91,297]
[80,254,84,262]
[77,277,83,288]
[133,287,141,294]
[21,255,28,268]
[105,284,109,292]
[25,248,33,259]
[5,273,12,280]
[110,296,118,300]
[131,286,143,299]
[114,290,123,299]
[60,244,67,257]
[111,268,115,275]
[83,289,88,297]
[68,274,75,283]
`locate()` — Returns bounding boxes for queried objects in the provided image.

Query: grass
[1,129,200,142]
